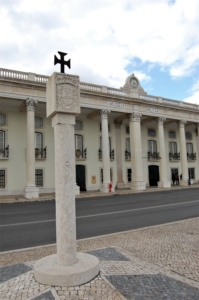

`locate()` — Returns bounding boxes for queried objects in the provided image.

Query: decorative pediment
[120,73,147,95]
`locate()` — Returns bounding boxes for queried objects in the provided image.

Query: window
[126,138,130,152]
[0,170,5,188]
[170,142,177,154]
[188,168,195,179]
[148,140,157,153]
[126,126,130,134]
[35,116,43,128]
[186,143,193,154]
[75,134,83,158]
[148,128,156,137]
[35,169,43,187]
[100,123,110,132]
[0,131,5,157]
[75,120,83,130]
[35,132,43,150]
[127,169,132,182]
[186,132,192,140]
[0,113,6,125]
[169,131,176,139]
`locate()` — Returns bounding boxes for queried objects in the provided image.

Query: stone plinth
[34,72,99,287]
[34,253,99,287]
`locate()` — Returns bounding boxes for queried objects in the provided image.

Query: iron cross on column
[54,51,71,73]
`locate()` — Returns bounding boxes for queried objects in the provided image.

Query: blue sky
[0,0,199,103]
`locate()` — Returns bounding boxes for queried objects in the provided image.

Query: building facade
[0,68,199,197]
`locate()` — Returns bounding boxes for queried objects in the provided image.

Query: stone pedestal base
[130,181,146,191]
[100,182,114,193]
[74,184,80,195]
[158,181,171,188]
[116,181,126,189]
[23,186,39,199]
[180,179,189,187]
[34,252,99,287]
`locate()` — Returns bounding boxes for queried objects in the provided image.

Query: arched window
[35,132,43,159]
[126,138,130,152]
[170,142,177,154]
[0,130,5,157]
[0,114,6,125]
[75,134,83,158]
[35,132,43,150]
[35,116,43,128]
[186,143,193,154]
[148,140,157,153]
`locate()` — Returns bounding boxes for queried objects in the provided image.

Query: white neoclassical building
[0,68,199,197]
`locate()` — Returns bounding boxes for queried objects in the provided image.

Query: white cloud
[184,79,199,104]
[0,0,199,88]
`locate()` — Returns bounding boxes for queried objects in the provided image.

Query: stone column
[179,120,189,186]
[157,117,171,188]
[34,72,99,287]
[196,123,199,174]
[23,98,39,199]
[115,120,126,189]
[100,109,112,193]
[128,113,146,190]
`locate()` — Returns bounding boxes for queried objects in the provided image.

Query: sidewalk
[0,217,198,299]
[0,182,199,204]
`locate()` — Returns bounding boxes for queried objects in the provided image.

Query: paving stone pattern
[0,218,198,299]
[33,290,55,300]
[87,247,131,261]
[106,274,199,300]
[0,263,32,283]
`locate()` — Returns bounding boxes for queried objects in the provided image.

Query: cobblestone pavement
[0,218,198,299]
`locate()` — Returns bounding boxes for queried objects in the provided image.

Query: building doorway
[76,165,86,191]
[148,165,159,186]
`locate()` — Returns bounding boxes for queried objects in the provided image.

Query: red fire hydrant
[109,182,112,192]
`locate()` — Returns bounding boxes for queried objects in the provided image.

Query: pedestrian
[172,173,175,185]
[175,173,179,185]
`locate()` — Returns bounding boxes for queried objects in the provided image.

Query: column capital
[127,112,142,122]
[114,120,122,128]
[25,98,38,111]
[100,109,110,119]
[156,116,166,125]
[178,119,187,128]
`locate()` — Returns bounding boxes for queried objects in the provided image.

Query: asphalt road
[0,188,199,252]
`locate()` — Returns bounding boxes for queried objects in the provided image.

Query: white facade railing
[80,82,102,92]
[107,87,128,96]
[0,68,28,80]
[0,67,198,110]
[140,95,157,102]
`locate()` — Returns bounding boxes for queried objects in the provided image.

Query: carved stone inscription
[146,107,159,113]
[109,101,124,108]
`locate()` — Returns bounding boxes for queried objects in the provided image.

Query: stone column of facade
[34,73,99,287]
[23,99,39,199]
[128,113,146,190]
[157,117,171,188]
[100,109,112,193]
[179,120,189,186]
[196,123,199,173]
[115,120,126,189]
